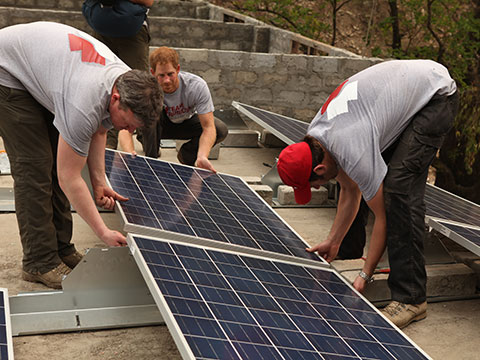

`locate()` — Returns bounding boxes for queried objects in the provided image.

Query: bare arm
[118,129,137,155]
[129,0,154,7]
[352,183,387,292]
[307,169,362,262]
[195,112,217,172]
[57,131,127,246]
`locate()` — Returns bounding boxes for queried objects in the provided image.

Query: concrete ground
[1,141,479,360]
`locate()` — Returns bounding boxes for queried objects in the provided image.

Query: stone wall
[0,1,361,56]
[148,17,261,52]
[0,1,383,121]
[175,48,382,121]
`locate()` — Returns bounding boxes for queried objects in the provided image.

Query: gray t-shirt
[0,21,129,156]
[164,71,214,124]
[308,59,457,201]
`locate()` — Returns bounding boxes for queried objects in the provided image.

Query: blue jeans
[384,91,459,304]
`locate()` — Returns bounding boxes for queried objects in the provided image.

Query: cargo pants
[0,85,75,273]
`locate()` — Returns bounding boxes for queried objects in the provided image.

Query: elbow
[57,170,71,194]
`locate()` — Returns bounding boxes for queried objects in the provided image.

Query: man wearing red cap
[277,59,458,329]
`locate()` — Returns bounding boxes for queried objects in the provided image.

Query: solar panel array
[105,149,324,265]
[232,101,309,145]
[425,184,480,256]
[0,288,13,360]
[230,103,480,254]
[129,234,431,360]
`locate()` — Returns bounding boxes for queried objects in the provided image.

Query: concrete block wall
[175,47,382,120]
[0,0,363,57]
[148,18,259,52]
[149,0,210,19]
[207,3,361,58]
[0,7,260,51]
[0,7,89,32]
[0,0,382,121]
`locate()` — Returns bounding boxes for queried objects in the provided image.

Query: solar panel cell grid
[437,221,480,248]
[131,235,430,360]
[105,149,323,264]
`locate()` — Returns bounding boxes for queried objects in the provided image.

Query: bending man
[277,60,458,329]
[0,22,163,289]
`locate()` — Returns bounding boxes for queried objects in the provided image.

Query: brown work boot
[381,301,427,329]
[22,262,71,289]
[61,250,84,269]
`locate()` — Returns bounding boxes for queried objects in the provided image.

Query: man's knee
[214,118,228,143]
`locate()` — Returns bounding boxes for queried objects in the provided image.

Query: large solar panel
[232,101,309,145]
[105,149,326,266]
[425,184,480,256]
[0,288,13,360]
[128,234,431,360]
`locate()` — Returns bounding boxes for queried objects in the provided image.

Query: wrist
[358,271,374,284]
[96,225,110,240]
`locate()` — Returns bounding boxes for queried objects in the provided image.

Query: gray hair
[115,70,163,129]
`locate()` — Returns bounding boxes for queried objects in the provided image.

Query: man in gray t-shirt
[119,46,228,173]
[0,22,162,289]
[277,60,459,329]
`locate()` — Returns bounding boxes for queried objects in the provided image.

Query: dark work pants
[385,92,459,303]
[94,25,151,149]
[341,91,459,304]
[0,85,75,273]
[337,183,369,259]
[141,110,229,165]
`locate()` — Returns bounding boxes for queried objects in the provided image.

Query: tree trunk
[388,0,401,49]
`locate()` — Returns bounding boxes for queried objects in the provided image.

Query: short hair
[149,46,179,70]
[303,135,325,181]
[115,69,164,129]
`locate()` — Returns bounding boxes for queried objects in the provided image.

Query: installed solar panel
[426,219,480,257]
[425,184,480,256]
[105,149,325,266]
[425,184,480,228]
[0,288,13,360]
[129,234,431,360]
[232,101,309,145]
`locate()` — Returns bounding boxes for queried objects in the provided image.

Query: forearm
[87,132,108,189]
[197,126,216,160]
[326,188,361,246]
[362,218,386,276]
[362,183,387,276]
[61,177,109,238]
[118,130,136,153]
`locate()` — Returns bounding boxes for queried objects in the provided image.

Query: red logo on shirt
[321,79,348,115]
[166,103,192,118]
[68,34,105,65]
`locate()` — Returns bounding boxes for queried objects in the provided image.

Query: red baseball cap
[277,142,312,205]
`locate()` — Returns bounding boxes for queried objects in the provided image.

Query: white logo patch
[327,81,358,120]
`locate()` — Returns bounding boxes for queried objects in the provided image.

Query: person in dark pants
[120,46,228,173]
[276,59,459,329]
[0,22,162,289]
[82,0,154,150]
